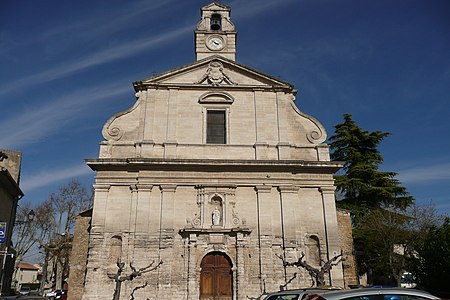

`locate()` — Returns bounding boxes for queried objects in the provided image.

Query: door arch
[200,252,233,300]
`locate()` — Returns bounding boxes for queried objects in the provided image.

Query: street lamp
[15,210,35,225]
[27,210,35,222]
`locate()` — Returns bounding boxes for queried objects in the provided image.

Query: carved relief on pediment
[196,61,236,86]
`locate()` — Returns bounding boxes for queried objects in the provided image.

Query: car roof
[264,288,342,298]
[309,288,439,300]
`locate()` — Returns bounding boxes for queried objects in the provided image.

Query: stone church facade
[82,3,353,299]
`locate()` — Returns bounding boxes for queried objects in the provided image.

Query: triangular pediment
[133,56,293,91]
[202,2,230,11]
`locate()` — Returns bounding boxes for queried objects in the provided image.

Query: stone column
[319,186,344,287]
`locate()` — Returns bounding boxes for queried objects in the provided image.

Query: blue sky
[1,0,449,215]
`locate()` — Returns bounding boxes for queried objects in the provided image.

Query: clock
[206,36,225,51]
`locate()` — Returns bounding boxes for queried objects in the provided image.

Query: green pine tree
[329,114,413,223]
[329,114,416,285]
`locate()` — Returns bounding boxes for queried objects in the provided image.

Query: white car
[45,290,58,299]
[19,286,30,295]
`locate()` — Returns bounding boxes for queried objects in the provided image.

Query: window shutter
[207,110,226,144]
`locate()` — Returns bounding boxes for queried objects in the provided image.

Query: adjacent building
[0,149,24,296]
[14,262,40,291]
[81,3,355,299]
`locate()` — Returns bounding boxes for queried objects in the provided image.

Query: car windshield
[266,295,299,300]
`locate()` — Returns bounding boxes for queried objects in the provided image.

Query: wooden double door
[200,252,233,300]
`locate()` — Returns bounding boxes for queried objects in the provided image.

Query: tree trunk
[112,280,121,300]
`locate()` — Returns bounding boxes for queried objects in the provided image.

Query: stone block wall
[68,211,92,300]
[336,209,359,288]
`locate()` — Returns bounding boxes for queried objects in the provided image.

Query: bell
[210,15,221,31]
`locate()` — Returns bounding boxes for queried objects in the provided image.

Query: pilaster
[278,185,299,247]
[319,186,344,287]
[235,233,246,300]
[187,235,198,300]
[91,184,110,234]
[255,185,273,236]
[160,185,177,233]
[143,88,155,141]
[135,184,153,233]
[129,184,139,234]
[166,88,179,143]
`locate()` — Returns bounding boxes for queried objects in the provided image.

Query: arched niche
[305,234,321,266]
[210,195,224,226]
[109,235,123,266]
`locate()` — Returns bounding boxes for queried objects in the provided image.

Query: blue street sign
[0,222,7,244]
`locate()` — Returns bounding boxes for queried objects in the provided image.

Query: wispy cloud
[0,0,297,98]
[397,162,450,184]
[231,0,299,18]
[40,1,174,42]
[0,82,129,149]
[0,1,175,56]
[0,26,191,98]
[21,163,92,192]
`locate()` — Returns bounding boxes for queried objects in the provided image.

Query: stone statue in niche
[212,207,221,225]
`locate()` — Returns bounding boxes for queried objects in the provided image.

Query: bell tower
[195,2,236,61]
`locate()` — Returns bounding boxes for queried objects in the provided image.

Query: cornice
[85,158,343,174]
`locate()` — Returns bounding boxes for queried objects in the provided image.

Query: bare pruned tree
[110,259,163,300]
[279,272,298,291]
[277,251,344,287]
[49,180,92,237]
[130,282,148,300]
[44,180,93,290]
[11,200,54,285]
[12,180,93,291]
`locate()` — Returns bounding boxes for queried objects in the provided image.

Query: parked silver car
[263,288,342,300]
[305,288,439,300]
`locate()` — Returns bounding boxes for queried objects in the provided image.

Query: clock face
[207,36,225,50]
